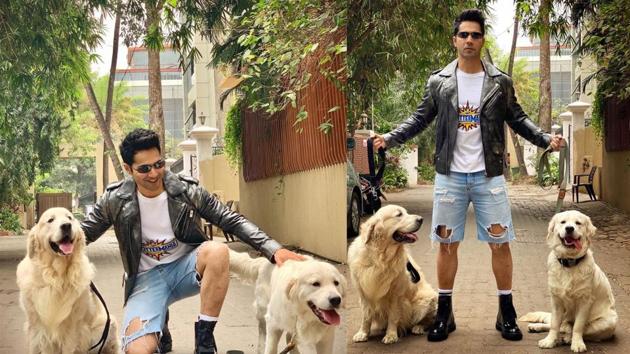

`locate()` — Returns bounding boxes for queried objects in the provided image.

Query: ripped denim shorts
[430,171,515,244]
[121,247,201,350]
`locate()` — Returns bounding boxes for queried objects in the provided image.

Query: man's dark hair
[453,9,485,36]
[119,128,161,165]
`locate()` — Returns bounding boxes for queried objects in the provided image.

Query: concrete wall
[239,163,347,263]
[198,155,240,203]
[401,148,418,185]
[602,150,630,213]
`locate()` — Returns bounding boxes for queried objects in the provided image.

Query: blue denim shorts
[121,247,201,350]
[430,171,515,244]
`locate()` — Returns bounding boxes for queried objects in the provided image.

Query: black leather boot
[496,294,523,341]
[157,310,172,353]
[427,295,456,342]
[195,320,218,354]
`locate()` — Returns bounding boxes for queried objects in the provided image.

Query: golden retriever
[16,207,119,354]
[348,204,437,344]
[229,250,346,354]
[520,210,617,353]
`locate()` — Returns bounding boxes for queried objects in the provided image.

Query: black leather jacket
[383,59,551,177]
[81,171,282,303]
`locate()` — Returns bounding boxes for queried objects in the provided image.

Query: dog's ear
[546,213,558,240]
[27,225,40,259]
[285,278,298,299]
[585,215,597,241]
[361,217,383,243]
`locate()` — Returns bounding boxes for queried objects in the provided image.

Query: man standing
[373,9,564,342]
[81,128,303,354]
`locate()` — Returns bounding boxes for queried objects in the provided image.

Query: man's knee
[438,241,459,255]
[489,241,511,253]
[199,241,229,263]
[197,241,229,275]
[123,318,158,354]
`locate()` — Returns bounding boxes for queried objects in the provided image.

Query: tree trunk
[146,3,166,154]
[84,83,124,182]
[538,0,552,134]
[484,48,513,180]
[507,14,528,178]
[103,11,121,188]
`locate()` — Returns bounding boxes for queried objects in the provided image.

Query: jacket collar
[115,170,186,200]
[438,58,502,78]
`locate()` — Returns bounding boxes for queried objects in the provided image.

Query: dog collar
[557,255,586,268]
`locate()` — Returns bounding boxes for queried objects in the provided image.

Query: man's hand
[273,248,306,267]
[548,134,566,152]
[372,134,387,151]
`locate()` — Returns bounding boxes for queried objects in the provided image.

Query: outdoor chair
[572,166,598,203]
[203,199,240,242]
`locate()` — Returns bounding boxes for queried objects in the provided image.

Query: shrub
[383,164,408,191]
[0,207,22,234]
[416,162,435,182]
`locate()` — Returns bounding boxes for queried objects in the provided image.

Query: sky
[90,0,533,76]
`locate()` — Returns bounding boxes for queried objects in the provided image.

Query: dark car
[347,159,362,237]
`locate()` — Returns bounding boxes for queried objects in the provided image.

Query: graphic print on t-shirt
[142,238,180,261]
[458,100,480,132]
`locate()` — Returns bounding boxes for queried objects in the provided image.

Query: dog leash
[89,281,111,354]
[537,143,570,214]
[279,335,296,354]
[406,260,421,283]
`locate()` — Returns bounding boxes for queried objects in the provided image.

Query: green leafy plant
[383,163,408,191]
[591,86,605,139]
[416,162,435,183]
[224,100,243,168]
[0,207,22,234]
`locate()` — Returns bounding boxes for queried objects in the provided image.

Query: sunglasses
[457,31,483,40]
[133,159,166,174]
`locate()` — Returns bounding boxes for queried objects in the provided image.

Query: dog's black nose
[416,217,423,227]
[60,223,72,233]
[565,226,574,234]
[329,296,341,307]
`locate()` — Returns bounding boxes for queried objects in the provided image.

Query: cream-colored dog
[229,250,346,354]
[520,210,617,353]
[16,207,119,354]
[348,204,437,344]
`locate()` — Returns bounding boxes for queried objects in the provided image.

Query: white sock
[438,289,453,296]
[198,314,218,322]
[497,289,512,296]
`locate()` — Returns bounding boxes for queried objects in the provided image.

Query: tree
[516,0,571,134]
[208,0,347,116]
[0,0,100,206]
[506,9,529,177]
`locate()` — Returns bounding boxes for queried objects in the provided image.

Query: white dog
[520,210,617,353]
[16,207,119,354]
[348,204,437,344]
[229,249,346,354]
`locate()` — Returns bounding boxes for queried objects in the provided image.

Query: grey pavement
[346,183,630,353]
[0,234,347,354]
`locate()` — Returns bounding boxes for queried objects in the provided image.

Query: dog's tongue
[566,237,582,251]
[59,241,74,255]
[321,309,340,326]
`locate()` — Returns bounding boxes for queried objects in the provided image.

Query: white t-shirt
[451,69,486,173]
[137,191,193,273]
